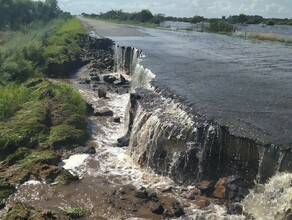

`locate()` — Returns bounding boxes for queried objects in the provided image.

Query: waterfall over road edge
[114,44,292,191]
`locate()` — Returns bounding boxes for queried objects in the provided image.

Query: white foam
[62,154,90,175]
[22,180,41,186]
[242,172,292,220]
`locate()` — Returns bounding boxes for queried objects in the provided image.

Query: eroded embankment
[116,44,292,201]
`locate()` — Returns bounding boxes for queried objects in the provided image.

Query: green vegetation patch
[0,17,86,84]
[239,32,292,44]
[0,183,14,209]
[0,80,88,159]
[59,206,86,219]
[208,20,234,34]
[44,17,85,66]
[0,80,87,205]
[3,202,70,220]
[15,150,60,169]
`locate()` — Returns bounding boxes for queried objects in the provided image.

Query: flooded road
[113,30,292,146]
[79,17,292,146]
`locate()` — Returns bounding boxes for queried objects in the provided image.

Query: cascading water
[242,173,292,220]
[114,44,292,219]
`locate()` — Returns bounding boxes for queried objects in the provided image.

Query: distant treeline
[82,9,159,24]
[82,10,292,26]
[0,0,69,30]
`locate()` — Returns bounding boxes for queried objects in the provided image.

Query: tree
[44,0,60,20]
[238,14,248,24]
[137,9,153,23]
[191,15,204,23]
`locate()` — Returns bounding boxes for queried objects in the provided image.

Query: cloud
[58,0,292,18]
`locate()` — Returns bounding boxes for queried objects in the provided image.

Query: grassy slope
[45,17,85,64]
[0,17,88,208]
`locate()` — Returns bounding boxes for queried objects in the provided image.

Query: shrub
[209,20,234,33]
[266,20,275,26]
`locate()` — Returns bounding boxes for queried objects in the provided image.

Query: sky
[58,0,292,18]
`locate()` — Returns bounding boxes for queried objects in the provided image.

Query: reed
[239,32,292,43]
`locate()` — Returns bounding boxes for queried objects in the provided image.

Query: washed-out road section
[78,16,292,147]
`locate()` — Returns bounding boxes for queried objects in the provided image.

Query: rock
[120,74,127,83]
[213,178,227,199]
[227,190,237,200]
[94,107,113,117]
[130,93,142,101]
[91,76,100,81]
[117,136,129,147]
[39,165,63,183]
[74,146,96,154]
[285,209,292,220]
[194,196,211,209]
[196,180,214,196]
[98,88,107,98]
[113,80,123,85]
[134,187,148,199]
[185,188,201,200]
[39,165,78,184]
[113,117,121,123]
[78,79,91,84]
[172,202,185,217]
[103,75,116,84]
[227,204,243,215]
[213,185,226,199]
[53,169,79,184]
[228,183,238,191]
[163,210,174,219]
[86,102,94,114]
[113,74,129,86]
[130,204,138,212]
[151,202,164,215]
[148,192,158,202]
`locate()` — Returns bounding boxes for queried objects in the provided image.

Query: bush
[209,20,234,33]
[266,20,275,26]
[0,56,33,84]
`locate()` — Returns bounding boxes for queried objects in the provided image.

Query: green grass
[0,31,13,45]
[0,183,14,208]
[0,80,88,160]
[3,202,70,219]
[59,17,85,33]
[0,17,86,84]
[0,84,32,121]
[15,150,60,169]
[44,17,86,65]
[59,206,86,218]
